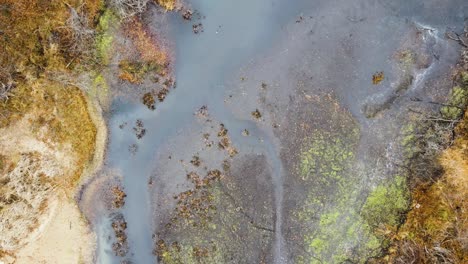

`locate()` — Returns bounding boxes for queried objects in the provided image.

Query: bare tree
[61,5,95,60]
[0,68,14,101]
[0,153,55,250]
[107,0,150,19]
[0,81,13,101]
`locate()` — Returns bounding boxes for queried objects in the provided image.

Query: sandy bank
[12,194,96,264]
[0,94,107,264]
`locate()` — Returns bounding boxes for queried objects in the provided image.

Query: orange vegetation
[372,71,385,85]
[119,17,169,83]
[154,0,177,11]
[124,17,168,66]
[380,110,468,263]
[0,0,103,78]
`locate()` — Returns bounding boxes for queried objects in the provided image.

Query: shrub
[108,0,150,18]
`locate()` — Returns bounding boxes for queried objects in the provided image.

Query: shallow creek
[87,0,466,263]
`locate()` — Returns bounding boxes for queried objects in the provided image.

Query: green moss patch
[440,86,468,120]
[361,176,410,227]
[291,108,412,263]
[299,132,355,184]
[96,9,118,65]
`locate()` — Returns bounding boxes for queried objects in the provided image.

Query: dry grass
[0,0,101,189]
[154,0,177,11]
[0,0,174,257]
[118,59,164,84]
[118,17,170,83]
[108,0,177,19]
[108,0,150,18]
[2,80,97,185]
[124,17,168,66]
[0,153,55,250]
[0,80,96,251]
[372,45,468,262]
[0,0,102,77]
[378,110,468,264]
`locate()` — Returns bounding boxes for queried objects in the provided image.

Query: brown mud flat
[150,119,277,262]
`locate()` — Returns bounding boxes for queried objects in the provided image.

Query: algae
[298,131,356,183]
[90,73,109,106]
[298,174,409,264]
[440,86,468,120]
[292,107,412,263]
[96,9,118,65]
[294,127,366,263]
[395,49,416,69]
[361,176,410,228]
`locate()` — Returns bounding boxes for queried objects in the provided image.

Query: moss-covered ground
[293,127,410,263]
[280,93,414,263]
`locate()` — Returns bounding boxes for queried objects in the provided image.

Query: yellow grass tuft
[0,0,102,256]
[154,0,177,11]
[118,17,170,83]
[0,0,103,77]
[380,110,468,263]
[1,80,97,187]
[124,17,168,66]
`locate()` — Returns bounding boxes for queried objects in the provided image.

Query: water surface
[90,0,466,263]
